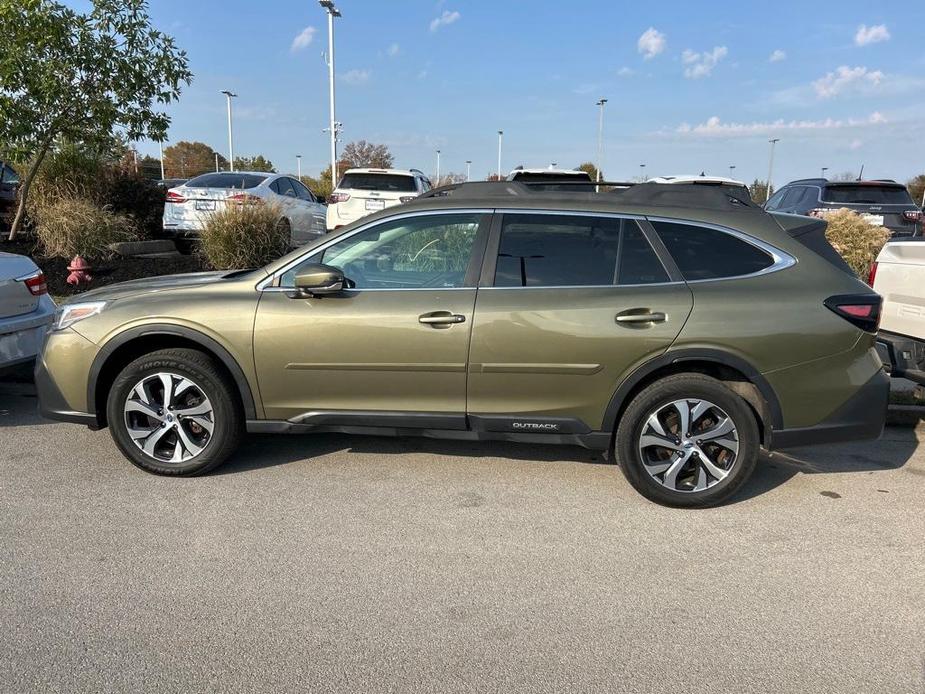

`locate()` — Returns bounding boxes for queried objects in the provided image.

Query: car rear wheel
[276,217,292,246]
[615,373,759,508]
[106,348,242,476]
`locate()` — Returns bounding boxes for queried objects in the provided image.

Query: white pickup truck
[873,238,925,385]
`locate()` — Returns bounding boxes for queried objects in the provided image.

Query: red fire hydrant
[66,255,92,286]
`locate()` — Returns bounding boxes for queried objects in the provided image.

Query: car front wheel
[106,348,243,476]
[615,373,760,508]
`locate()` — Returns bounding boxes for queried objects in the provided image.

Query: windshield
[338,173,416,192]
[823,185,913,205]
[185,173,267,190]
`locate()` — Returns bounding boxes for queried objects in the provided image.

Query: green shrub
[822,208,891,278]
[36,196,138,259]
[200,202,289,269]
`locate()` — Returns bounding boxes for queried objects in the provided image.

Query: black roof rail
[416,180,762,211]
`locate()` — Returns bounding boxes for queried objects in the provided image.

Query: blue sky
[106,1,924,185]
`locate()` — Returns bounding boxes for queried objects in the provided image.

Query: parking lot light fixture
[640,163,646,181]
[596,98,607,185]
[766,138,780,202]
[465,160,471,182]
[729,164,736,178]
[821,166,828,179]
[221,90,237,172]
[435,149,441,185]
[158,141,165,180]
[297,155,302,179]
[497,131,503,181]
[319,1,341,186]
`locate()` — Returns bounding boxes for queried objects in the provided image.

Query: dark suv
[36,182,888,507]
[766,178,922,237]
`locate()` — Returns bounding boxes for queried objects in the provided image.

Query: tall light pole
[320,0,341,186]
[465,160,471,182]
[214,152,220,172]
[639,163,646,181]
[221,90,237,172]
[158,141,166,180]
[729,164,736,178]
[435,149,441,184]
[131,148,138,174]
[596,98,607,184]
[497,130,503,180]
[766,138,780,202]
[297,154,302,180]
[821,166,828,179]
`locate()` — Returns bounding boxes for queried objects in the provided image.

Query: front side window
[292,179,315,202]
[281,213,481,289]
[652,221,774,281]
[493,214,668,287]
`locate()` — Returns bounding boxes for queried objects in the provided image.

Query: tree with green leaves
[748,179,773,203]
[233,155,276,173]
[163,141,225,179]
[0,0,192,239]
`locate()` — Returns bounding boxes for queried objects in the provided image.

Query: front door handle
[615,310,667,325]
[419,311,466,327]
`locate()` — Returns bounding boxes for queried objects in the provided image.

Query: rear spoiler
[771,214,855,276]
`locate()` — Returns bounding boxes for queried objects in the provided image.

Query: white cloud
[813,65,884,98]
[769,49,786,63]
[681,46,728,78]
[342,69,370,86]
[849,138,864,150]
[637,28,666,60]
[617,66,635,77]
[429,10,460,32]
[386,42,400,57]
[855,24,890,46]
[290,26,316,53]
[673,111,887,137]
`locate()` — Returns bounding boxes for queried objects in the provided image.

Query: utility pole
[320,1,341,186]
[465,160,471,182]
[158,141,165,180]
[221,90,237,172]
[766,138,780,202]
[596,98,607,184]
[497,130,503,180]
[297,155,302,180]
[435,149,441,185]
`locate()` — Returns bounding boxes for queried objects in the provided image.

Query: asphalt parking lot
[1,379,924,693]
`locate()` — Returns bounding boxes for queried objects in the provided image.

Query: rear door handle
[419,311,466,327]
[615,310,667,324]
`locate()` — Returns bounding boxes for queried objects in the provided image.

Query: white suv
[326,168,431,231]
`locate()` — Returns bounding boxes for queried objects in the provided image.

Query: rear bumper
[0,297,55,369]
[771,369,889,449]
[877,330,925,385]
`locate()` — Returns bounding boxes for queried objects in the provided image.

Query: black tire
[615,373,760,508]
[276,217,292,247]
[106,348,243,476]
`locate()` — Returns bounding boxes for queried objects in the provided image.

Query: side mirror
[293,263,345,297]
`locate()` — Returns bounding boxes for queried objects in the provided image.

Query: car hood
[64,270,264,304]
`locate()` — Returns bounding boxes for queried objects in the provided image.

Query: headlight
[52,301,107,331]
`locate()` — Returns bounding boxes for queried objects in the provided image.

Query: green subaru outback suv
[36,182,888,507]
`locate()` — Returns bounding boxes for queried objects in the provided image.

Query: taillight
[867,261,878,287]
[228,193,263,205]
[902,210,922,223]
[824,294,882,333]
[166,190,186,203]
[17,271,47,296]
[399,195,418,203]
[328,192,350,204]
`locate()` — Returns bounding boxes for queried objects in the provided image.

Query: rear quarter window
[652,221,775,281]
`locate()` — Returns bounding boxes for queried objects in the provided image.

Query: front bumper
[877,330,925,385]
[771,369,889,449]
[34,327,100,427]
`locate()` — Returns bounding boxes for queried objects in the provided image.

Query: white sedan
[163,171,327,251]
[0,253,54,371]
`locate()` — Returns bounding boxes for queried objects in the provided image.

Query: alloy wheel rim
[123,372,214,463]
[637,398,739,493]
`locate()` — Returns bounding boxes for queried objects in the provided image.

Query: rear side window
[186,173,267,189]
[652,221,774,281]
[272,178,297,197]
[822,185,914,205]
[338,173,416,192]
[494,214,668,287]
